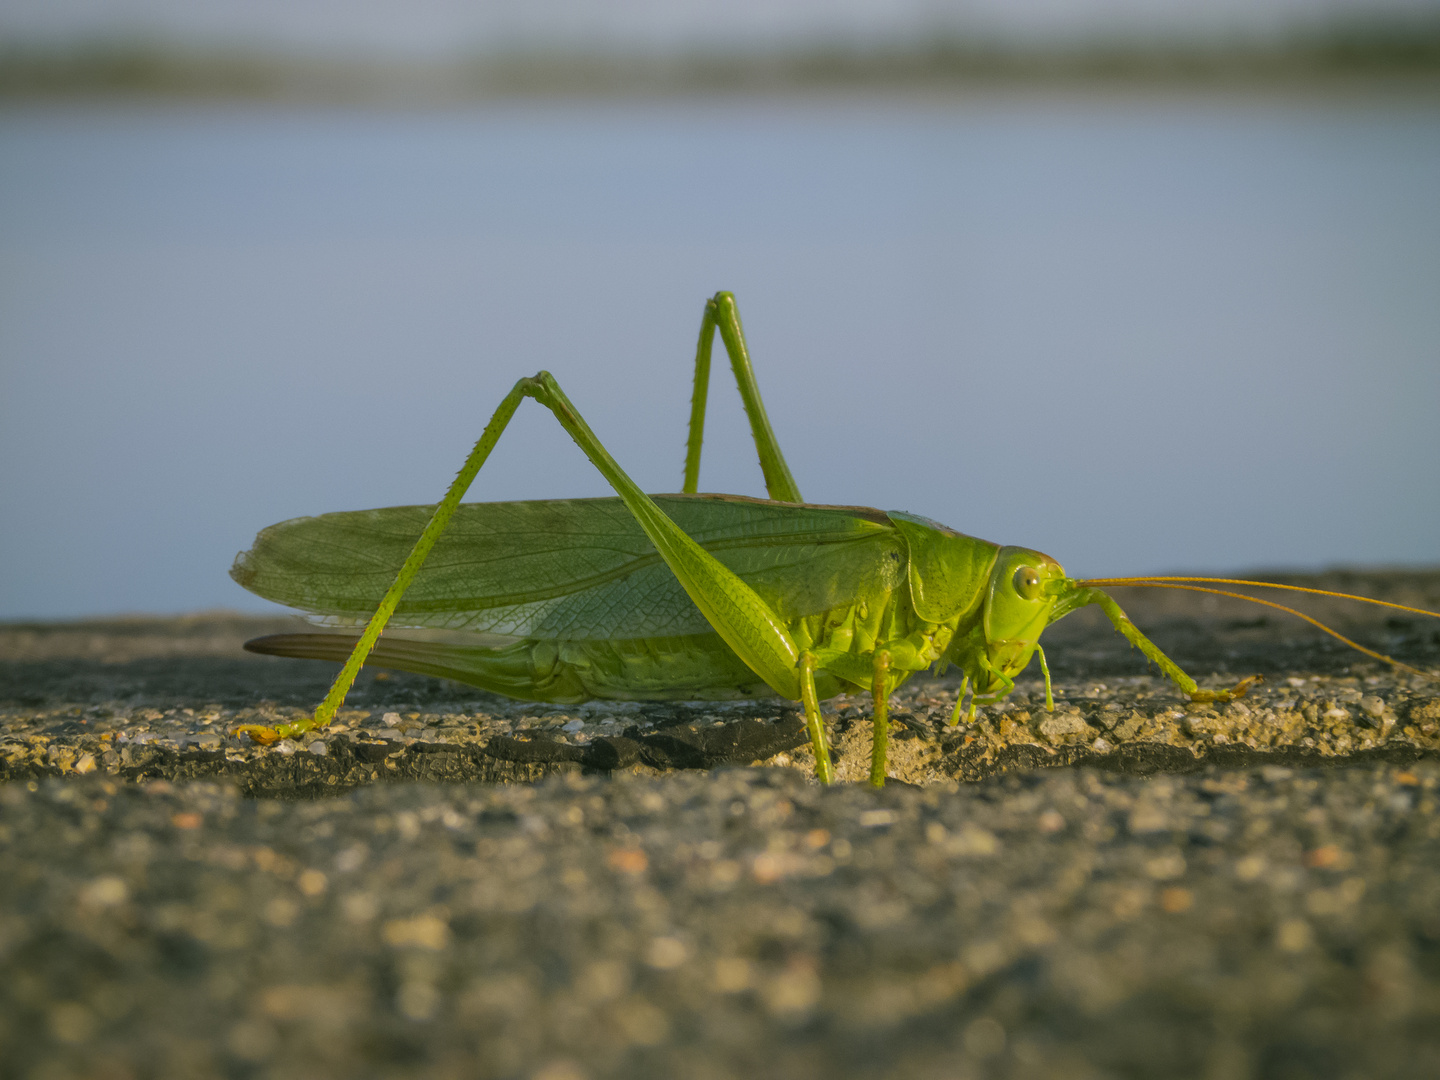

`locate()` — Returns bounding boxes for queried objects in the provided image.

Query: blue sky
[3,95,1438,617]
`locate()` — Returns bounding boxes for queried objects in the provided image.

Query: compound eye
[1013,566,1044,601]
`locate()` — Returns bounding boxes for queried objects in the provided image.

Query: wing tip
[230,549,256,589]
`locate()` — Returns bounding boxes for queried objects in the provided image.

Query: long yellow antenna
[1079,576,1440,621]
[1076,578,1437,678]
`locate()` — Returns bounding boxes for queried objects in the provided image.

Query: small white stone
[562,719,585,732]
[1359,695,1387,721]
[307,740,328,756]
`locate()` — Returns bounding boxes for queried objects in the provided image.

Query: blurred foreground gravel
[2,570,1439,1079]
[3,764,1438,1080]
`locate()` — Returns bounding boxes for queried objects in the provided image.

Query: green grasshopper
[231,292,1437,785]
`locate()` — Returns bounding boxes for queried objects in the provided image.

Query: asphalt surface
[2,569,1439,1079]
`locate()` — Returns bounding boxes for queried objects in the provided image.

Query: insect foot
[232,720,306,746]
[1187,675,1264,704]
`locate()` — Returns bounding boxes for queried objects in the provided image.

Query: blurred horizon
[2,0,1440,99]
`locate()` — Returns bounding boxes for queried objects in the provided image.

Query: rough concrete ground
[1,570,1438,1079]
[4,763,1439,1080]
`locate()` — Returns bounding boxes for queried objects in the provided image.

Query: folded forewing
[231,494,902,640]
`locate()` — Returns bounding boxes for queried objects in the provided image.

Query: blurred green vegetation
[3,19,1440,100]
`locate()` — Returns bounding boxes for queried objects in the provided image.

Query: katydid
[231,292,1439,786]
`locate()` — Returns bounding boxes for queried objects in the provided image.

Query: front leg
[1079,588,1260,702]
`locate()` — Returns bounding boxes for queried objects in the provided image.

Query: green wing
[231,494,903,641]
